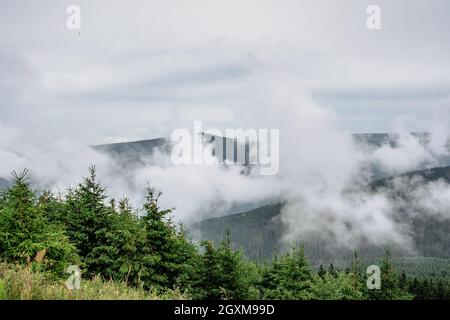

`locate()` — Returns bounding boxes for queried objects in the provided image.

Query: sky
[0,0,449,144]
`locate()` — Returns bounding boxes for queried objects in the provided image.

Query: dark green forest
[0,167,449,300]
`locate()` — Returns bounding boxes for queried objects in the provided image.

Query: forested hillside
[192,203,286,261]
[2,167,448,300]
[193,166,450,262]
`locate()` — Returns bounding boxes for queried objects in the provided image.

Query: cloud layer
[1,1,450,253]
[1,0,450,141]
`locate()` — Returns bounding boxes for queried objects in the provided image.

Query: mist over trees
[1,167,449,300]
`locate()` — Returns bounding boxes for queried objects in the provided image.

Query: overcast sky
[1,0,449,144]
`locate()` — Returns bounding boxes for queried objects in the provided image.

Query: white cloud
[1,0,450,253]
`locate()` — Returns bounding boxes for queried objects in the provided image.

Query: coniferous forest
[1,166,449,300]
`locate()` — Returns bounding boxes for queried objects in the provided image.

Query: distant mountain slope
[353,132,429,148]
[371,165,450,189]
[192,203,285,261]
[93,138,169,165]
[0,178,10,190]
[192,165,450,262]
[93,133,440,171]
[93,134,249,165]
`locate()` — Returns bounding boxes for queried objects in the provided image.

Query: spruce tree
[216,229,254,299]
[328,262,337,277]
[435,279,446,300]
[194,240,222,299]
[398,271,408,291]
[104,198,148,285]
[366,249,412,300]
[141,186,195,290]
[318,264,326,279]
[190,230,258,300]
[409,277,420,299]
[262,244,313,299]
[62,165,115,277]
[0,170,78,275]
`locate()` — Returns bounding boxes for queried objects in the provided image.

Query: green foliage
[189,230,259,300]
[310,273,364,300]
[0,170,78,275]
[260,244,313,299]
[99,198,148,286]
[392,256,450,279]
[365,250,413,300]
[59,166,116,277]
[1,166,449,300]
[318,264,326,279]
[141,187,197,290]
[0,263,186,300]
